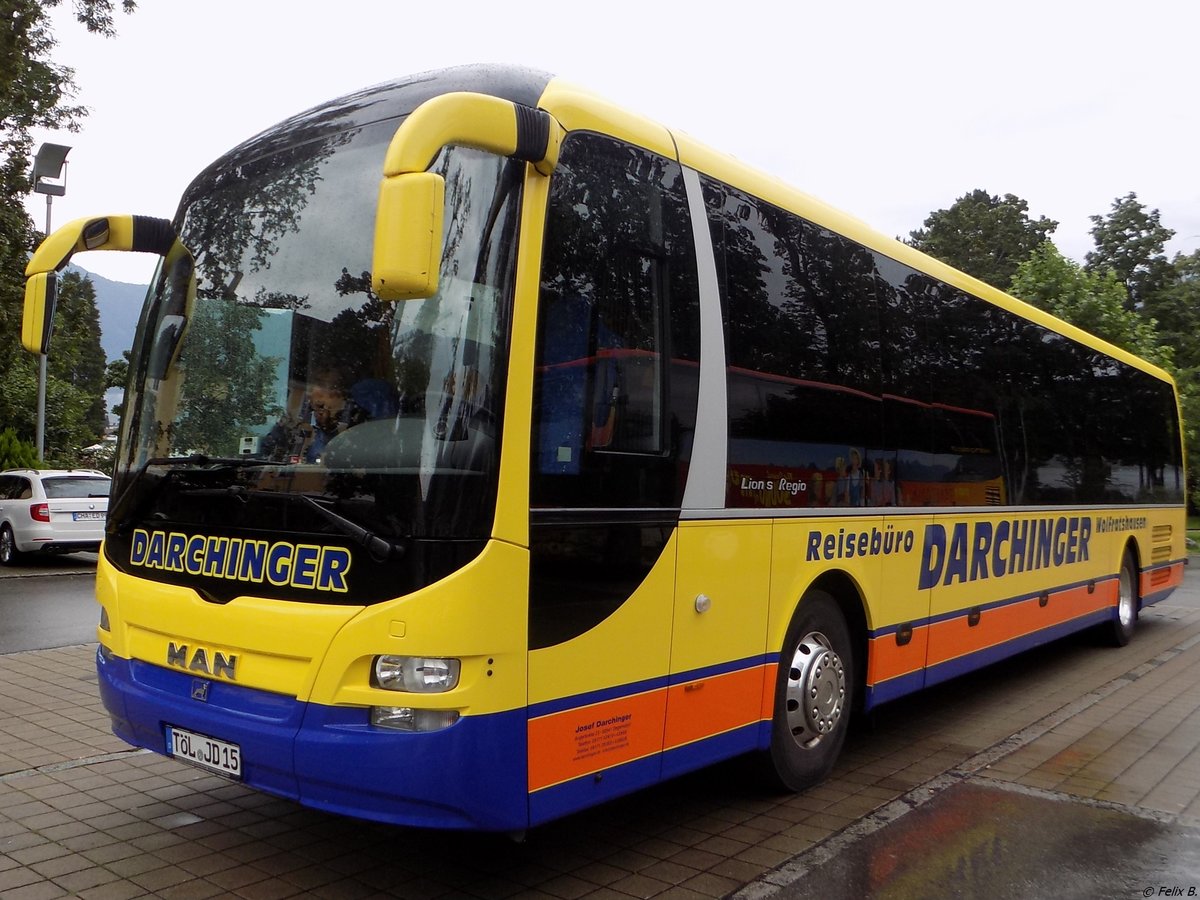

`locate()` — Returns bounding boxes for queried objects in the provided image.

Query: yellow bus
[22,65,1186,832]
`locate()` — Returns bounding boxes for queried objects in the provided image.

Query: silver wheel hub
[1118,566,1135,628]
[784,631,846,748]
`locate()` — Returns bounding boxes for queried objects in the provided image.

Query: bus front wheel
[765,592,854,792]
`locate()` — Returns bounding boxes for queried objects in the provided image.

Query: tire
[764,591,855,792]
[0,524,24,567]
[1107,550,1138,647]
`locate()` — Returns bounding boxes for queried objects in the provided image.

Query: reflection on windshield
[114,122,521,551]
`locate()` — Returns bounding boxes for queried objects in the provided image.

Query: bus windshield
[109,121,522,603]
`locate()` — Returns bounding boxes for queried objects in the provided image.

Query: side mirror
[370,92,563,303]
[21,214,183,358]
[372,172,445,301]
[22,272,58,355]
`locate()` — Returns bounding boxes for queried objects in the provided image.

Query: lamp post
[30,142,71,462]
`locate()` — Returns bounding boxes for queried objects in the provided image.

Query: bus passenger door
[866,513,933,708]
[663,520,772,779]
[526,128,702,824]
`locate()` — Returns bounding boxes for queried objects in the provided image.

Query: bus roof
[182,64,1175,391]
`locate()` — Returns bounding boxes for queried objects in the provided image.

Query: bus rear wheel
[765,592,854,792]
[1107,550,1139,647]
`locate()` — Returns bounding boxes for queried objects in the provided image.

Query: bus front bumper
[96,648,528,831]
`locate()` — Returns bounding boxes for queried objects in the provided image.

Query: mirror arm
[22,215,192,356]
[381,92,563,178]
[25,214,177,277]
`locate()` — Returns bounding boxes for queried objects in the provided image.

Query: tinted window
[704,179,883,509]
[42,477,111,499]
[873,249,1182,506]
[531,133,700,509]
[529,132,700,650]
[704,189,1118,512]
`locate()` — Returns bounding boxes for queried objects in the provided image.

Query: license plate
[165,726,242,779]
[72,511,104,521]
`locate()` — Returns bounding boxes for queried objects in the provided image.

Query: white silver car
[0,469,110,565]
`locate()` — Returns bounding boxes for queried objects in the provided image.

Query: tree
[907,189,1058,291]
[104,351,128,390]
[1085,192,1176,310]
[50,270,108,436]
[0,0,134,441]
[1010,242,1170,368]
[169,300,280,456]
[0,427,38,469]
[1140,249,1200,373]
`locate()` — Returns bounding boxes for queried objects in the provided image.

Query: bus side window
[531,132,696,510]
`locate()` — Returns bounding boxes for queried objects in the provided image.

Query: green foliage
[907,189,1058,291]
[1010,242,1171,368]
[0,427,38,469]
[170,300,281,456]
[1143,249,1200,372]
[104,351,129,390]
[50,270,108,435]
[1085,192,1176,309]
[1,3,132,459]
[0,270,109,455]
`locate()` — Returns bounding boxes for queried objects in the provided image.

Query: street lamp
[30,142,71,462]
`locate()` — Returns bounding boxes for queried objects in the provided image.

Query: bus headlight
[373,655,461,693]
[370,706,461,732]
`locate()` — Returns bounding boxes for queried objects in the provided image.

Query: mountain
[69,265,147,363]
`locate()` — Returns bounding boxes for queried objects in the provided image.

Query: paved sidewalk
[2,577,1199,898]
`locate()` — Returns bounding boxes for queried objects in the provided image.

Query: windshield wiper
[110,455,283,533]
[193,486,404,562]
[292,493,404,561]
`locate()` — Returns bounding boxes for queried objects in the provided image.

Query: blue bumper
[96,649,528,831]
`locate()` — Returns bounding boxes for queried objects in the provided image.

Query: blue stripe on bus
[1144,557,1187,572]
[528,674,670,719]
[1140,558,1184,608]
[667,653,777,685]
[867,573,1121,641]
[529,754,663,826]
[529,722,764,826]
[922,607,1111,688]
[920,575,1118,629]
[661,721,761,780]
[528,654,777,721]
[865,669,926,708]
[294,704,527,832]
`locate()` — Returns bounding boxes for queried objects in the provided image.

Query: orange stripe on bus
[866,625,930,686]
[1141,562,1183,595]
[760,661,778,721]
[527,689,666,792]
[925,581,1116,668]
[663,665,770,751]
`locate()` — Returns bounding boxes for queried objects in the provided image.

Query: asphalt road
[0,553,99,653]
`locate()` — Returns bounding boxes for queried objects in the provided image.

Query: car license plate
[72,511,104,521]
[165,726,242,779]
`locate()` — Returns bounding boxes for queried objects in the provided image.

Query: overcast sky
[22,0,1200,287]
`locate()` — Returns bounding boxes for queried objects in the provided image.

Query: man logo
[167,641,238,680]
[191,680,210,702]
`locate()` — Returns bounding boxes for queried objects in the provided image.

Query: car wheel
[0,523,24,566]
